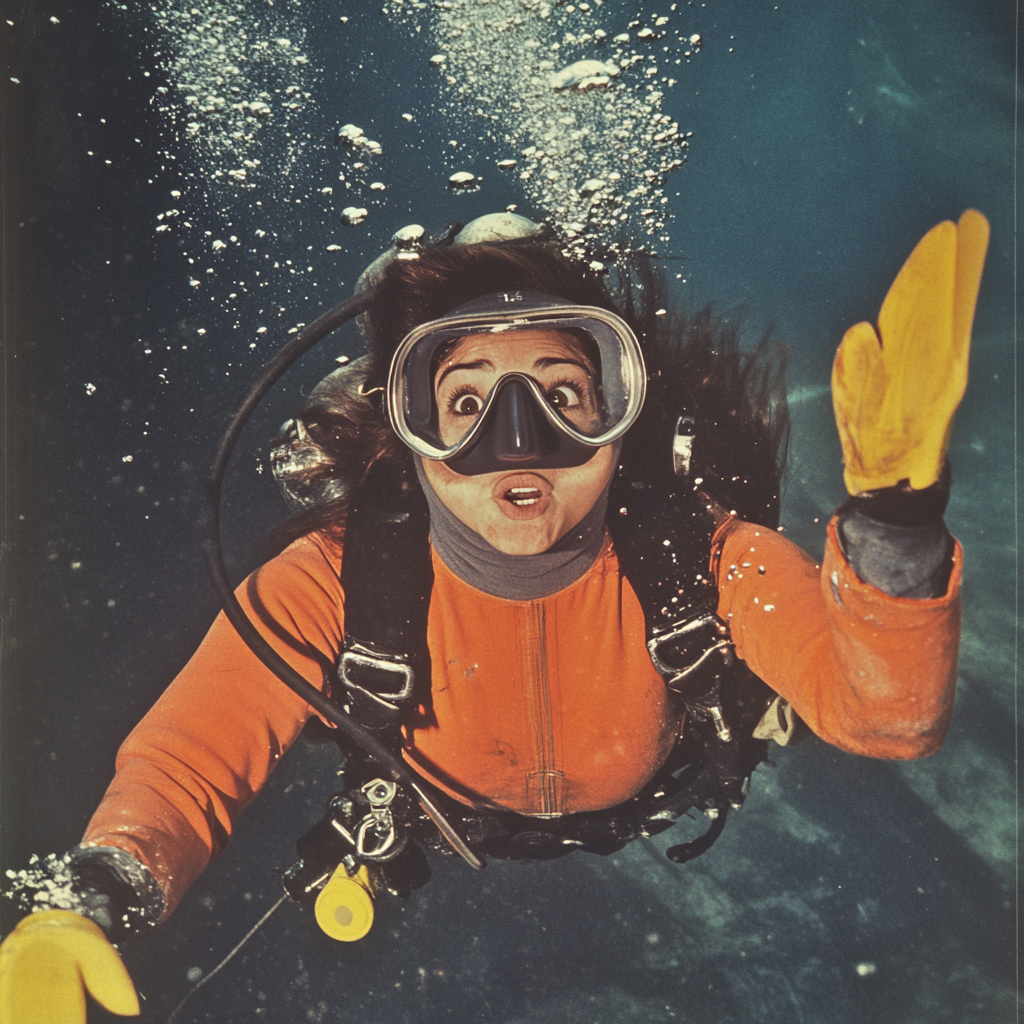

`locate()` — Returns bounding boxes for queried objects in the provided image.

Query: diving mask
[387,291,647,475]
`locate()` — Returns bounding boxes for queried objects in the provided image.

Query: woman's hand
[0,910,139,1023]
[832,209,989,495]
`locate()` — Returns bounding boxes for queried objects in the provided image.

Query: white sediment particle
[548,59,619,90]
[341,207,368,225]
[129,1,314,195]
[384,0,698,253]
[337,124,381,157]
[3,854,79,914]
[448,170,478,190]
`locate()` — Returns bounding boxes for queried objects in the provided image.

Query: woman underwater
[0,209,989,1021]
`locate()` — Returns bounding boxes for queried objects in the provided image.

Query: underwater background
[1,0,1018,1021]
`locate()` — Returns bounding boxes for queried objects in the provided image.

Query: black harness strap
[338,463,433,733]
[607,463,775,842]
[606,470,734,715]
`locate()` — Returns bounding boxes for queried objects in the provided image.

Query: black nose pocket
[445,376,597,476]
[490,379,560,462]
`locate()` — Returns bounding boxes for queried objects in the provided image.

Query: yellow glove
[0,910,139,1023]
[832,209,989,494]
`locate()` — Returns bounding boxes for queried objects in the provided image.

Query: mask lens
[432,337,604,447]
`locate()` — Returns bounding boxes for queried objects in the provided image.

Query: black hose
[200,291,484,870]
[665,807,728,863]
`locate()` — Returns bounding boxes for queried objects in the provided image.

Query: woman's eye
[451,392,483,415]
[547,384,581,409]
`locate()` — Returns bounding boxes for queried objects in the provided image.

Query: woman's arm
[713,515,960,759]
[79,532,346,918]
[723,211,988,760]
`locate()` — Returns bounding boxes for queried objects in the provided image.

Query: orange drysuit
[82,516,961,916]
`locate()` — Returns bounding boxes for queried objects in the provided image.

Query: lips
[492,472,553,521]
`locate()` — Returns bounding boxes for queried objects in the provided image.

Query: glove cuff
[67,846,166,942]
[840,461,951,527]
[6,848,165,944]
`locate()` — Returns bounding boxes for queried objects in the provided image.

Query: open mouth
[492,473,552,520]
[505,486,544,507]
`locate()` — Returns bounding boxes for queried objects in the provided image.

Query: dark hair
[365,242,617,376]
[268,240,788,551]
[615,257,789,528]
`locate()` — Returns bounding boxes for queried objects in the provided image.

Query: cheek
[421,461,492,517]
[565,448,616,506]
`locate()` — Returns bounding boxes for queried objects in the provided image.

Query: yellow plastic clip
[314,863,375,942]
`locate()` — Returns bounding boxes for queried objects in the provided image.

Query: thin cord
[166,893,288,1024]
[1013,2,1020,1019]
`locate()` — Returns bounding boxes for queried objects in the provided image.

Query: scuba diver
[0,209,989,1022]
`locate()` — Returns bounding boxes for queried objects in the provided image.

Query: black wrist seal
[839,461,951,527]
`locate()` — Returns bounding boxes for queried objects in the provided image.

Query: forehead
[438,328,591,368]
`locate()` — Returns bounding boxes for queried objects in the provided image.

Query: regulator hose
[200,290,484,871]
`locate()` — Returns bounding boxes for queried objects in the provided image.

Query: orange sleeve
[713,515,961,759]
[80,533,345,917]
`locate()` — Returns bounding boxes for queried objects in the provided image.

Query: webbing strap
[606,471,732,699]
[338,464,433,729]
[606,472,716,628]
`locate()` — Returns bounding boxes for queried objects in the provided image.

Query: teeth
[505,485,542,507]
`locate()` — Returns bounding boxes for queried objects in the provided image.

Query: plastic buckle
[647,612,733,684]
[339,641,416,704]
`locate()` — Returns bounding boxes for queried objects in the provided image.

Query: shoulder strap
[606,464,740,739]
[337,463,433,733]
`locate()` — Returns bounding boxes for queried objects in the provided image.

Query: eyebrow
[436,356,594,389]
[535,356,595,375]
[436,359,493,388]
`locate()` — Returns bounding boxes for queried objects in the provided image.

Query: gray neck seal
[413,458,611,601]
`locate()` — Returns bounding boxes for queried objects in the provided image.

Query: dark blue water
[1,1,1018,1021]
